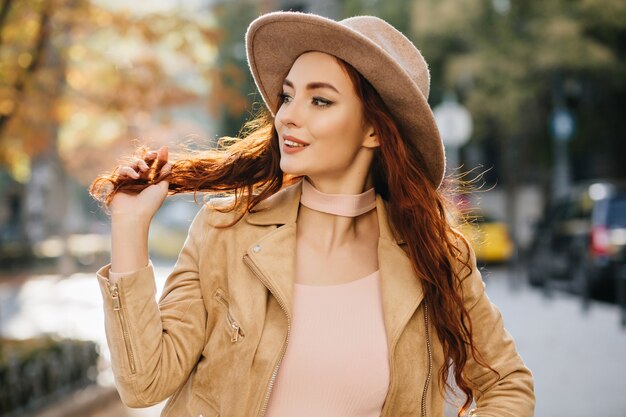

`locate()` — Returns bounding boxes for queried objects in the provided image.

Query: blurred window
[607,195,626,227]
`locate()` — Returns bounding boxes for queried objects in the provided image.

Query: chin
[279,159,306,177]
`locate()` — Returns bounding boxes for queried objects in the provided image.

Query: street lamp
[550,105,575,200]
[433,92,473,174]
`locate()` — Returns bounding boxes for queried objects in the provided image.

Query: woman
[90,12,534,417]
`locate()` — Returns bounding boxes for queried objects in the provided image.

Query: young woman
[90,12,534,417]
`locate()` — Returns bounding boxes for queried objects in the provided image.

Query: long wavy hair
[90,57,494,415]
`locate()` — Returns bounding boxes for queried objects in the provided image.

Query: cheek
[314,110,365,150]
[273,115,283,134]
[311,109,356,138]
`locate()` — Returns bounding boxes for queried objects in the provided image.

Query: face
[274,51,379,185]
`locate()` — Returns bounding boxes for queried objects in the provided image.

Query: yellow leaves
[68,44,87,61]
[23,17,41,38]
[0,99,15,116]
[65,68,87,91]
[1,144,31,184]
[164,32,185,50]
[193,42,216,65]
[0,0,227,184]
[57,105,126,175]
[17,53,33,69]
[53,100,73,122]
[93,8,113,27]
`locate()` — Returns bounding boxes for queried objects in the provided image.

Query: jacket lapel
[244,181,425,344]
[375,196,424,349]
[244,182,302,318]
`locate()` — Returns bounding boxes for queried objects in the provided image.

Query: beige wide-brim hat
[245,11,445,188]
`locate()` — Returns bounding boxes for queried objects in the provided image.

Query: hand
[110,145,172,223]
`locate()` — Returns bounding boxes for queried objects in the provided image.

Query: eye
[312,96,333,107]
[278,92,292,104]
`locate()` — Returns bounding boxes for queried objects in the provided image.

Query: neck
[296,178,378,251]
[300,178,376,217]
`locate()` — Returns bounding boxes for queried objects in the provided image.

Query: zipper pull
[231,323,240,343]
[109,283,121,311]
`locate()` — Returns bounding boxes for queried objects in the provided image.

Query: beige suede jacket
[97,181,534,417]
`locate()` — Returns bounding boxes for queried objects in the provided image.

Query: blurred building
[279,0,339,18]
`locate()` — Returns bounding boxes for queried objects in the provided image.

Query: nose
[276,98,302,128]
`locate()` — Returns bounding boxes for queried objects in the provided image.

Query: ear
[362,126,380,149]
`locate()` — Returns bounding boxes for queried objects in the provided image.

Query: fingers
[153,145,168,174]
[118,166,140,179]
[154,161,172,183]
[157,145,168,162]
[119,159,148,179]
[118,146,170,183]
[135,158,150,172]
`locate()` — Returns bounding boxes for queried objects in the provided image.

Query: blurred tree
[0,0,222,184]
[0,0,223,266]
[343,0,414,35]
[411,0,625,183]
[208,0,276,137]
[341,0,626,185]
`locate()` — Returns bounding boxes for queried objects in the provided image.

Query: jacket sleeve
[456,237,535,417]
[97,205,209,407]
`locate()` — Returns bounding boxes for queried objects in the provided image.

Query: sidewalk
[31,385,119,417]
[30,385,164,417]
[481,267,626,417]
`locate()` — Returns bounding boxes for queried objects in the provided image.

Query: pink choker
[300,178,376,217]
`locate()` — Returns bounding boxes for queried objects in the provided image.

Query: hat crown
[340,16,430,100]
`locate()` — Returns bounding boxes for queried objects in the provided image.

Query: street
[1,263,625,417]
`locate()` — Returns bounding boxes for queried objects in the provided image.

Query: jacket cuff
[97,263,157,311]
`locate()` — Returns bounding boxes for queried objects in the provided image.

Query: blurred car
[148,196,203,260]
[459,214,514,264]
[527,181,626,299]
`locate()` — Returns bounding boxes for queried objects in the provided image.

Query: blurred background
[1,0,625,416]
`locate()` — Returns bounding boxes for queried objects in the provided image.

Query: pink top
[265,271,390,417]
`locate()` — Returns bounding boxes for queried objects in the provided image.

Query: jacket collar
[246,180,405,244]
[245,181,302,226]
[244,180,423,349]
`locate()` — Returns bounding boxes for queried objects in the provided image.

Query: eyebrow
[283,79,340,94]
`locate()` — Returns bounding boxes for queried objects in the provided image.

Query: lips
[283,135,309,147]
[284,139,306,148]
[281,135,309,154]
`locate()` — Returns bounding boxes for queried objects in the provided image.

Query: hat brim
[246,12,445,188]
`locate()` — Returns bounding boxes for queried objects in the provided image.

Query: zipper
[420,303,432,417]
[243,254,291,417]
[108,282,137,374]
[214,290,245,342]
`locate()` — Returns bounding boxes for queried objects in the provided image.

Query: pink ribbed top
[265,270,390,417]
